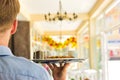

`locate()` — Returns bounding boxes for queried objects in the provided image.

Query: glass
[67,70,83,80]
[83,69,97,80]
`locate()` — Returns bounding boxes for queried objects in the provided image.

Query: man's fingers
[47,63,70,71]
[60,63,64,67]
[63,63,70,71]
[60,63,62,67]
[47,63,54,70]
[64,63,70,67]
[53,63,58,68]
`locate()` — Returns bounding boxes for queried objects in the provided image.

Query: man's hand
[48,63,70,80]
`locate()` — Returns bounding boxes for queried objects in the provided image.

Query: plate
[32,58,87,63]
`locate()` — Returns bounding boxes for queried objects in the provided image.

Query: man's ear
[11,20,18,34]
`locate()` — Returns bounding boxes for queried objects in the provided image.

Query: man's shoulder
[0,56,50,80]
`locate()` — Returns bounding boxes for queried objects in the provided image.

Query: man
[0,0,70,80]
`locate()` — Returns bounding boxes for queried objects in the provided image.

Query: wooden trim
[89,0,114,18]
[44,30,76,35]
[76,20,88,34]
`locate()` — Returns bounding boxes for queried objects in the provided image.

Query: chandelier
[44,0,78,21]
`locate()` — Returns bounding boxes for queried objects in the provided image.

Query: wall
[9,21,30,59]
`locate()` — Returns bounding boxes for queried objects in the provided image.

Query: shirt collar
[0,46,13,56]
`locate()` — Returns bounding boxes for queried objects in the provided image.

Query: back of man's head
[0,0,20,32]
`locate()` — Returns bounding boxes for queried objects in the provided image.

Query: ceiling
[18,0,113,35]
[19,0,97,14]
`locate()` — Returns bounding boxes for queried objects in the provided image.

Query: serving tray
[32,58,87,63]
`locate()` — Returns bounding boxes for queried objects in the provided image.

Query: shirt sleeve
[43,67,52,80]
[36,63,52,80]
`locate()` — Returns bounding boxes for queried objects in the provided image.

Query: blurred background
[9,0,120,80]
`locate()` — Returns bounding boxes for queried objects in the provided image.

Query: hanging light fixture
[44,0,78,21]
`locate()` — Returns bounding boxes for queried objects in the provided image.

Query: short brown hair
[0,0,20,32]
